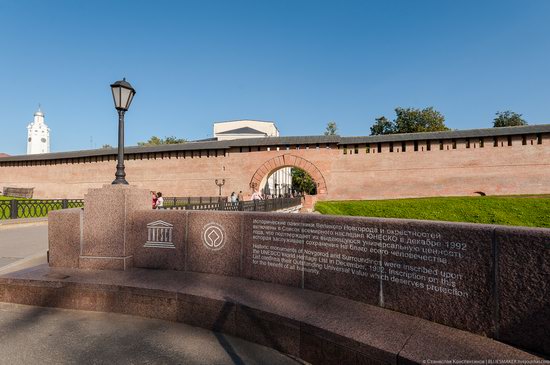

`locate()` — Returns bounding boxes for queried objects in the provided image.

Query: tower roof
[34,106,44,117]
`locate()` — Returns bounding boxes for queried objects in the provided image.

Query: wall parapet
[1,124,548,166]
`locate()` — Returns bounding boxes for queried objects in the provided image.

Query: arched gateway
[249,154,328,195]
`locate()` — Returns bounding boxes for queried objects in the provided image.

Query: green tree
[163,136,188,144]
[493,111,527,128]
[370,116,395,135]
[137,136,162,146]
[101,144,113,149]
[137,136,187,146]
[324,121,338,136]
[291,168,317,195]
[370,107,448,135]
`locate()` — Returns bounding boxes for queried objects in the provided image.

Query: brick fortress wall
[0,129,549,199]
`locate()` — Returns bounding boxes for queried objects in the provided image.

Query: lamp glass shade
[110,79,136,111]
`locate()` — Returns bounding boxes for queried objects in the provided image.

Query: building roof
[213,119,275,124]
[1,124,549,162]
[340,124,550,144]
[216,127,267,135]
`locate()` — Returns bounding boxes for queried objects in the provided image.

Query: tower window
[537,134,542,144]
[402,142,406,152]
[452,139,457,149]
[414,141,418,151]
[389,142,394,152]
[439,140,443,150]
[427,141,431,151]
[507,136,512,146]
[377,143,382,153]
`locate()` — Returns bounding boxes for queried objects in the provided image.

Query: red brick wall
[1,136,549,199]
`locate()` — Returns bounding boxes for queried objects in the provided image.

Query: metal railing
[0,195,302,220]
[0,199,84,220]
[163,196,226,207]
[159,196,303,212]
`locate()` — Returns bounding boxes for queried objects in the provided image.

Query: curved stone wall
[49,206,550,355]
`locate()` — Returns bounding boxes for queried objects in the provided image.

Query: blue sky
[1,0,549,155]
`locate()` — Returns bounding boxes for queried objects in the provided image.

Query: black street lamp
[215,179,225,196]
[110,78,136,185]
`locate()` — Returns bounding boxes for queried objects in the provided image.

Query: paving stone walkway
[0,223,48,271]
[0,302,305,365]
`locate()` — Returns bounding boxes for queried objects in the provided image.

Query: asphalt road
[0,223,48,270]
[0,303,303,365]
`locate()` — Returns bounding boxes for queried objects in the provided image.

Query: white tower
[27,107,50,154]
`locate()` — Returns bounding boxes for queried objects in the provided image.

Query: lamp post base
[112,178,129,185]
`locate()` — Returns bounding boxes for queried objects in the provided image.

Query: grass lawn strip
[315,196,550,228]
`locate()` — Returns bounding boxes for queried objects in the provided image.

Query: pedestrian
[237,191,243,202]
[155,192,164,209]
[230,192,237,203]
[251,190,262,201]
[151,191,157,209]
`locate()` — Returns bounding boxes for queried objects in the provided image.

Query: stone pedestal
[79,184,149,270]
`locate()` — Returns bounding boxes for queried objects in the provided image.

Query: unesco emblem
[202,222,226,251]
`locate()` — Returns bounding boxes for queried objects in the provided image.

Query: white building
[213,120,292,196]
[27,107,50,154]
[213,120,279,141]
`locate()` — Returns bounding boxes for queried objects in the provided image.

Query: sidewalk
[0,222,48,272]
[0,302,304,365]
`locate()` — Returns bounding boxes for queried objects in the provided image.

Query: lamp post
[215,179,225,196]
[110,78,136,185]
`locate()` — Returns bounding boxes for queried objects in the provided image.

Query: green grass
[315,196,550,228]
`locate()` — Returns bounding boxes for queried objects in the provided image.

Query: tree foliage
[101,144,113,149]
[324,121,338,136]
[370,107,448,135]
[370,116,394,135]
[137,136,187,146]
[291,168,317,195]
[493,111,527,128]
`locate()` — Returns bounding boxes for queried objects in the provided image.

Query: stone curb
[0,253,48,275]
[0,217,48,227]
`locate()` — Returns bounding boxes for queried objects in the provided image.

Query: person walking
[230,192,237,203]
[237,191,243,202]
[151,191,158,209]
[155,192,164,209]
[251,190,262,201]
